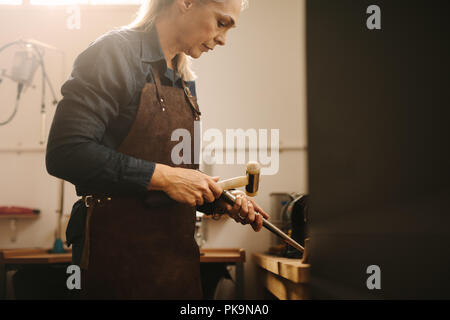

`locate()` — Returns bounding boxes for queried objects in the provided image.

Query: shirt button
[162,107,166,111]
[160,98,164,103]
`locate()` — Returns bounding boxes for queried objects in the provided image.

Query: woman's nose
[215,33,227,46]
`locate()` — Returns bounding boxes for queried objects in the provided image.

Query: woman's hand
[216,190,270,232]
[148,163,223,207]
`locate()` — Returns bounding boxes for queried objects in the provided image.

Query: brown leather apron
[80,63,203,299]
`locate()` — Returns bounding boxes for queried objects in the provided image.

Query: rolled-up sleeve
[46,33,155,195]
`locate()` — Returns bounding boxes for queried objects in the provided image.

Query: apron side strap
[80,205,94,270]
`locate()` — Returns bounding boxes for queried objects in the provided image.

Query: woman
[46,0,269,299]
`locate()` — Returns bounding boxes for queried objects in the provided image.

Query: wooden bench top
[253,253,310,284]
[0,248,245,264]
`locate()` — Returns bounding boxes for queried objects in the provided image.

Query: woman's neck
[155,14,182,70]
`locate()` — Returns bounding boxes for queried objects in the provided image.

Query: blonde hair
[126,0,248,81]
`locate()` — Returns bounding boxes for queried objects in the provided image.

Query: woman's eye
[218,21,225,28]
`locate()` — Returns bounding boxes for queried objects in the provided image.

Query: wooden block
[253,253,310,284]
[278,260,310,284]
[258,267,310,300]
[301,238,310,264]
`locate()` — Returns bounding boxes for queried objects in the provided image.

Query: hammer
[217,162,304,253]
[217,161,260,197]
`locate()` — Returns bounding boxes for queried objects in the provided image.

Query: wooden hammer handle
[218,176,248,190]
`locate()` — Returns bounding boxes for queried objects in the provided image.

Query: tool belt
[79,195,112,270]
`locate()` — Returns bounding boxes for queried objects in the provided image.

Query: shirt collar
[140,25,165,63]
[138,26,182,83]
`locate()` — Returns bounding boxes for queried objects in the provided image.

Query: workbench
[253,253,310,300]
[0,247,245,299]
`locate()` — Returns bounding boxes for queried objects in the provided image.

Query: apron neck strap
[175,56,202,119]
[149,59,202,120]
[149,64,164,103]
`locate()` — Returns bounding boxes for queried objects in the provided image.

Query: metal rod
[260,217,304,253]
[221,190,304,253]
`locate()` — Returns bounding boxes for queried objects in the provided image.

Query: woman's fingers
[224,203,233,212]
[229,190,248,222]
[230,189,245,199]
[247,198,270,220]
[251,213,263,232]
[208,176,223,199]
[229,195,242,221]
[220,191,268,232]
[203,188,216,203]
[239,197,249,225]
[231,191,270,220]
[246,200,255,224]
[231,194,245,224]
[160,167,224,207]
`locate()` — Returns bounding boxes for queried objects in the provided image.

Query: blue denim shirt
[45,27,216,259]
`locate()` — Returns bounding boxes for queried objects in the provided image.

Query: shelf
[200,248,245,263]
[0,215,39,219]
[0,248,72,264]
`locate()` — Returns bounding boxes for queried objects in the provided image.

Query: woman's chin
[185,48,203,59]
[190,52,202,59]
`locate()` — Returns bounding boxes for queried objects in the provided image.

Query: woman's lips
[202,44,212,51]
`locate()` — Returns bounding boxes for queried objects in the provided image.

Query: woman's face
[176,0,242,58]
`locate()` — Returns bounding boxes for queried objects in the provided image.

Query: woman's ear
[176,0,194,13]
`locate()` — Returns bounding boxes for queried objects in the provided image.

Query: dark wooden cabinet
[306,0,450,299]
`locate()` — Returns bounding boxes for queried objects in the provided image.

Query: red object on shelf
[0,206,40,215]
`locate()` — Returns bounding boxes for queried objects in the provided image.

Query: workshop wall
[193,0,307,299]
[0,0,306,300]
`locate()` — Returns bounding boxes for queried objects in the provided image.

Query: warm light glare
[0,0,22,5]
[1,0,142,5]
[30,0,88,5]
[89,0,142,4]
[29,0,141,4]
